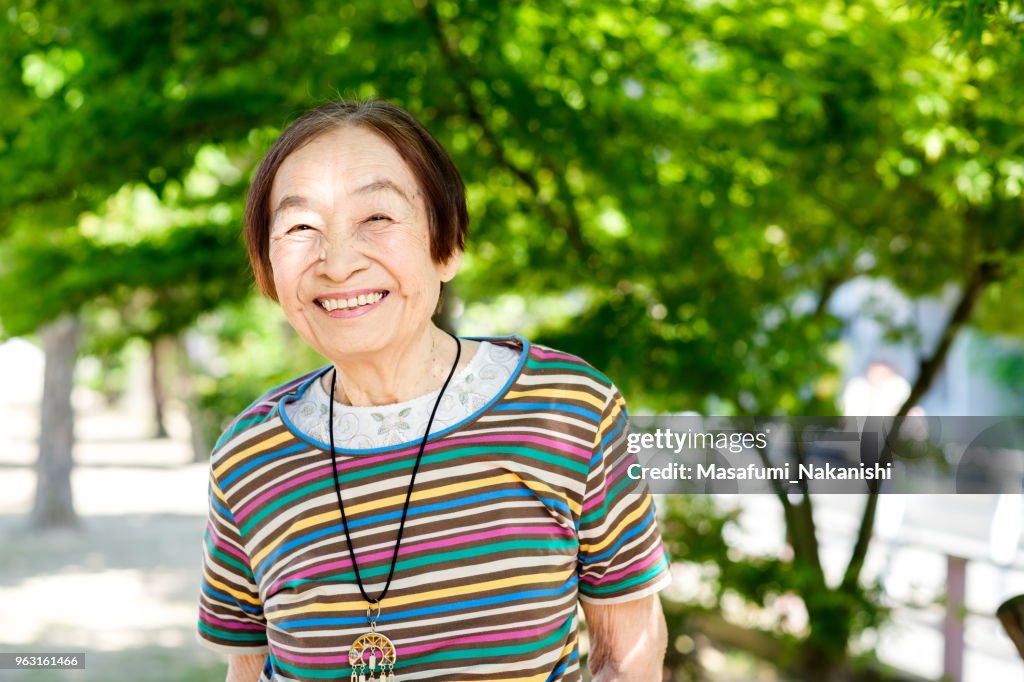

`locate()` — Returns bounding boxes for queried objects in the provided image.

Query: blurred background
[0,0,1022,680]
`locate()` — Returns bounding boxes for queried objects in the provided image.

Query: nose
[317,231,370,282]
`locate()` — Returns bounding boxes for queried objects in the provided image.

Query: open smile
[313,288,389,315]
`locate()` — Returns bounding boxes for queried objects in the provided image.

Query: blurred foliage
[2,0,1022,413]
[1,0,1023,677]
[188,296,327,446]
[920,0,1024,48]
[661,496,887,672]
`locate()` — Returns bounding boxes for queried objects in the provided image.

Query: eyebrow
[354,179,413,204]
[273,195,311,219]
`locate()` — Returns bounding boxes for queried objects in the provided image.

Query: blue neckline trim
[273,334,530,454]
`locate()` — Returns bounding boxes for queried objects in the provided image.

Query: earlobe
[439,249,463,283]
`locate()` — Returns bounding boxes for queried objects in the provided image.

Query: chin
[318,333,393,359]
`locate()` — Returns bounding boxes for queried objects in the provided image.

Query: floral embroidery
[285,341,520,449]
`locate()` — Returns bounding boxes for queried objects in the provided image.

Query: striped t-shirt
[197,335,671,681]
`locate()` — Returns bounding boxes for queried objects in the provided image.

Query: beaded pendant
[349,631,396,682]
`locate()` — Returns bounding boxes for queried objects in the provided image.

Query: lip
[314,289,389,318]
[318,288,388,300]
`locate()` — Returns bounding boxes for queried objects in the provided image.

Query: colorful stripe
[197,336,669,681]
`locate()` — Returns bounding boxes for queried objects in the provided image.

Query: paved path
[4,392,1022,681]
[0,400,226,681]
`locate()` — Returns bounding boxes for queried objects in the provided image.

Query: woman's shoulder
[482,334,611,380]
[519,339,617,389]
[480,337,628,440]
[210,366,327,457]
[494,336,624,417]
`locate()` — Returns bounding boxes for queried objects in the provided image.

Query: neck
[329,325,457,406]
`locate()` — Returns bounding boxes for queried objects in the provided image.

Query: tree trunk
[30,314,81,529]
[842,263,992,592]
[150,336,169,439]
[796,647,853,682]
[174,335,211,463]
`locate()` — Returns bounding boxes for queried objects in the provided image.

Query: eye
[365,214,391,223]
[288,224,314,233]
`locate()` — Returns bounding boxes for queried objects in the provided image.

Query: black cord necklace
[327,333,461,682]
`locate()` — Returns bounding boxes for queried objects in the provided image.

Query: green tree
[0,2,1022,678]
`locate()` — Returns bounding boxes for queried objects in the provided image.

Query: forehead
[270,125,420,202]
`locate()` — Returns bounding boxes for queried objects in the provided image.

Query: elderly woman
[197,100,671,682]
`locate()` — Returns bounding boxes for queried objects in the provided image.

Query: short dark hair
[244,99,469,300]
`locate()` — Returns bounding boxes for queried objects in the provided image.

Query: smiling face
[268,125,461,363]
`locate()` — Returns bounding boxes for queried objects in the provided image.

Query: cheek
[401,257,443,290]
[269,243,312,289]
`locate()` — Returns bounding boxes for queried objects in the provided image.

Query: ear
[438,248,463,283]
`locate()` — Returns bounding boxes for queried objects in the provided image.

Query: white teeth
[320,292,385,311]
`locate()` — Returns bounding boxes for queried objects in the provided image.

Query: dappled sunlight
[0,396,215,679]
[0,446,208,518]
[69,465,207,517]
[0,569,197,650]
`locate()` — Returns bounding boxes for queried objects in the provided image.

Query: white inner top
[284,340,522,449]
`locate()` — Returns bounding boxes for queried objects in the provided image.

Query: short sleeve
[577,387,672,603]
[197,470,269,654]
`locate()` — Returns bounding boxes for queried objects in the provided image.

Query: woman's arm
[226,654,265,682]
[581,594,668,681]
